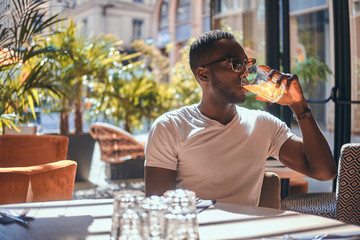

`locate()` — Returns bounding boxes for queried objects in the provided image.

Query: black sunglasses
[201,57,256,72]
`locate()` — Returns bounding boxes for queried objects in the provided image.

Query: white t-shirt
[145,104,294,206]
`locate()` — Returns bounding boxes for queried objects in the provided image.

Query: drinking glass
[141,195,171,239]
[111,190,145,240]
[117,208,142,240]
[243,65,285,103]
[163,189,197,209]
[164,204,199,240]
[163,189,199,240]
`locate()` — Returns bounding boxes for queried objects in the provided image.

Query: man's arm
[145,166,177,197]
[279,101,337,181]
[262,70,337,181]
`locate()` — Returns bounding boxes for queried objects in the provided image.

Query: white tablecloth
[1,199,360,240]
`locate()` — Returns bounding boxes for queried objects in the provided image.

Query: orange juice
[243,81,285,103]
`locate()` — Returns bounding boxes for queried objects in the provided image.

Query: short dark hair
[189,30,236,74]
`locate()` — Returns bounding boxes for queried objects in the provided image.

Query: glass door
[349,0,360,143]
[288,0,334,192]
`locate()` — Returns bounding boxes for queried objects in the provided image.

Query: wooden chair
[0,135,77,204]
[89,122,145,180]
[281,143,360,225]
[259,172,281,209]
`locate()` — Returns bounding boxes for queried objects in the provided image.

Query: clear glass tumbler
[163,188,197,209]
[163,189,199,240]
[164,204,199,240]
[243,65,285,103]
[111,190,145,240]
[141,195,171,240]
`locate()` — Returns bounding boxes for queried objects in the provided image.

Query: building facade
[53,0,156,50]
[1,0,164,61]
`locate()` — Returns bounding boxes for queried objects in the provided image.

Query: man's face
[203,38,249,104]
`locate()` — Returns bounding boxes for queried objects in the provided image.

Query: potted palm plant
[90,39,175,134]
[29,20,122,181]
[0,0,62,133]
[86,40,175,180]
[30,20,145,181]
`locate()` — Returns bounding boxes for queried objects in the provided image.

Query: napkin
[196,199,216,214]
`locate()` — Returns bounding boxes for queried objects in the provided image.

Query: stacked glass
[110,189,199,240]
[163,189,199,240]
[111,190,145,240]
[141,195,171,239]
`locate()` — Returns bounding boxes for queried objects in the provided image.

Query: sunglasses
[201,57,256,73]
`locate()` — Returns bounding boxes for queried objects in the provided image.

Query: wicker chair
[281,143,360,225]
[89,122,145,180]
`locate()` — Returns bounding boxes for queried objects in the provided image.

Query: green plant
[170,39,201,107]
[0,0,62,133]
[132,39,170,82]
[33,19,127,134]
[292,30,333,99]
[291,56,332,98]
[89,55,174,133]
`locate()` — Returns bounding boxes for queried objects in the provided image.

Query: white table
[0,199,359,240]
[199,202,360,239]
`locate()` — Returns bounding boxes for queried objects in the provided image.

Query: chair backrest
[0,172,29,204]
[89,122,145,163]
[0,135,69,167]
[336,143,360,225]
[259,172,281,209]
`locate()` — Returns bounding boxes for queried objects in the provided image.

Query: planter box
[105,159,144,180]
[66,133,95,182]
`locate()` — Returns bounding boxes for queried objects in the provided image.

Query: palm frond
[3,0,62,63]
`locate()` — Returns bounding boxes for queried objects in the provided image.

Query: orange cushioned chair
[0,135,77,204]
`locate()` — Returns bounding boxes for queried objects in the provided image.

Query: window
[287,1,335,156]
[176,0,191,42]
[214,0,242,14]
[290,8,331,125]
[133,19,143,40]
[349,0,360,140]
[159,0,169,31]
[176,0,191,23]
[203,0,211,32]
[203,0,211,13]
[81,18,87,34]
[157,0,170,47]
[354,0,360,13]
[222,0,239,11]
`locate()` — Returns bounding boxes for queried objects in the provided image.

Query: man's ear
[197,67,209,83]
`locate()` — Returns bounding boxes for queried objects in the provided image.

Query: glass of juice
[243,65,285,103]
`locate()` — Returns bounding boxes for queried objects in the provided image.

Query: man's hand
[256,66,306,107]
[257,67,336,181]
